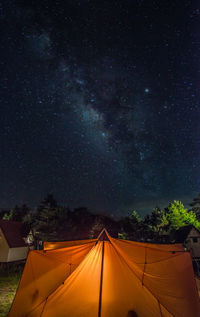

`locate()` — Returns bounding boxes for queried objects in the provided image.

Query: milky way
[1,0,200,215]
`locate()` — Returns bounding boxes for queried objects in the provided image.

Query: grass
[0,264,23,317]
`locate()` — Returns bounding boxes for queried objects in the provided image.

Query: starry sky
[1,0,200,216]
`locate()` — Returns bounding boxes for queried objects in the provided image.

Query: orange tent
[9,229,200,317]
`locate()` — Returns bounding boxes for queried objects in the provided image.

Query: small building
[175,225,200,275]
[0,220,30,262]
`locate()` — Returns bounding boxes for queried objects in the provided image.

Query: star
[1,0,198,216]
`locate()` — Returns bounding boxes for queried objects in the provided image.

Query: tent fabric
[9,230,200,317]
[43,238,98,250]
[9,242,97,316]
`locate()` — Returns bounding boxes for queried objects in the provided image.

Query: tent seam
[26,241,99,316]
[44,240,97,252]
[109,238,175,317]
[116,238,184,253]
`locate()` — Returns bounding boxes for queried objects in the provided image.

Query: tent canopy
[9,229,200,317]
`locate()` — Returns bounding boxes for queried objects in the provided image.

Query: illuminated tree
[165,200,200,232]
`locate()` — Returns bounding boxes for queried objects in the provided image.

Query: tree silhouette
[3,204,30,222]
[189,193,200,221]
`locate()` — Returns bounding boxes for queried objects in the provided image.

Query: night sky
[1,0,200,216]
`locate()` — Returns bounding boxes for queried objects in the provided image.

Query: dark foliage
[1,194,200,246]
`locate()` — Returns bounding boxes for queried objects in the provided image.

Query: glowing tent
[9,229,200,317]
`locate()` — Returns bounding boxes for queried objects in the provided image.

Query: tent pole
[97,228,106,240]
[98,241,105,317]
[142,247,147,285]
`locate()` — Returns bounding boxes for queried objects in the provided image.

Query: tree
[165,200,200,232]
[189,193,200,221]
[131,211,142,224]
[142,202,200,242]
[37,193,57,212]
[142,208,168,241]
[3,204,30,222]
[119,211,143,241]
[148,207,168,234]
[22,194,60,247]
[33,197,60,242]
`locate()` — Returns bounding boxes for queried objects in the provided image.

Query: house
[175,225,200,276]
[0,220,31,262]
[175,225,200,256]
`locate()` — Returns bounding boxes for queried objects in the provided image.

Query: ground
[0,265,23,317]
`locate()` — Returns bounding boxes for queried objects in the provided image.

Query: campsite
[1,228,200,316]
[1,197,200,316]
[1,0,200,315]
[7,229,200,317]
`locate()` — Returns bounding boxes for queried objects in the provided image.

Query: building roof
[0,220,27,248]
[174,225,200,243]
